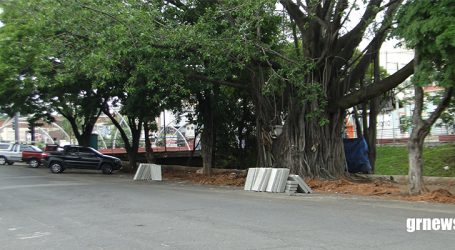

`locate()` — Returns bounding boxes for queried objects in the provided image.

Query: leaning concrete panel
[244,168,258,191]
[266,169,278,192]
[143,164,151,180]
[277,169,290,193]
[252,168,267,191]
[259,168,272,192]
[151,164,162,181]
[134,164,146,180]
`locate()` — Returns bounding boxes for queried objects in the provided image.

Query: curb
[367,174,455,185]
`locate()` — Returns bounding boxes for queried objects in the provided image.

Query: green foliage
[437,98,455,129]
[428,91,455,129]
[396,0,455,87]
[0,0,194,145]
[0,0,106,138]
[399,115,412,133]
[214,88,257,168]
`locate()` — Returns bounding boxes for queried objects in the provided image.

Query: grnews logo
[407,218,455,232]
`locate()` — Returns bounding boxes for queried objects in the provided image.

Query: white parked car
[0,144,40,165]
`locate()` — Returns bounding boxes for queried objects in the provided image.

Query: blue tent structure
[343,138,372,174]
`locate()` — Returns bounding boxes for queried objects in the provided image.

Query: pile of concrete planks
[133,163,162,181]
[244,168,313,194]
[285,180,298,193]
[244,168,290,192]
[288,174,313,193]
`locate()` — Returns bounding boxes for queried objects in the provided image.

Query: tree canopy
[397,0,455,87]
[0,0,420,177]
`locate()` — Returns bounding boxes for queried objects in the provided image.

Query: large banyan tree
[259,0,415,178]
[162,0,414,178]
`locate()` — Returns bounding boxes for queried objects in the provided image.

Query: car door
[77,148,101,169]
[10,144,24,162]
[63,147,82,168]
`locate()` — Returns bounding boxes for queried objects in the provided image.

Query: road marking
[0,183,89,190]
[18,232,51,240]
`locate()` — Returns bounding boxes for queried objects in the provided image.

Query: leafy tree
[264,0,415,178]
[74,1,189,168]
[154,0,278,175]
[187,1,284,172]
[193,0,413,178]
[396,0,455,194]
[0,0,107,146]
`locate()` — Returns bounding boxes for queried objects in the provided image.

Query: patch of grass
[375,144,455,177]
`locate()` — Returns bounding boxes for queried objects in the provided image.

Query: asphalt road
[1,164,454,250]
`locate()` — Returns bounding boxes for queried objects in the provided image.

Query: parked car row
[0,143,122,174]
[0,143,47,167]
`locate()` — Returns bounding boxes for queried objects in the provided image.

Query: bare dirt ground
[162,169,455,204]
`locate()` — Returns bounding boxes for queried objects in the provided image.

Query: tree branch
[344,0,402,88]
[334,59,414,110]
[102,106,131,151]
[280,0,308,34]
[332,0,349,29]
[426,87,454,126]
[336,0,382,54]
[188,74,246,89]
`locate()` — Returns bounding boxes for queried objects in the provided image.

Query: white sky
[379,40,414,74]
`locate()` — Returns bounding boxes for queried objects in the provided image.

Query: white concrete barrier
[134,164,162,181]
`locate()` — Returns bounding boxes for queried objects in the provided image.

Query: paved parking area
[1,163,454,250]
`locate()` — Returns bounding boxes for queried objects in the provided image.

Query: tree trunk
[103,108,143,172]
[67,119,93,147]
[407,130,427,195]
[77,131,93,147]
[273,104,346,179]
[199,91,215,176]
[407,84,453,195]
[201,125,214,175]
[144,121,155,163]
[366,98,379,173]
[256,117,273,168]
[127,118,142,172]
[249,66,274,168]
[369,51,382,172]
[352,107,363,138]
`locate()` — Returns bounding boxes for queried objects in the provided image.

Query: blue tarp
[343,138,372,174]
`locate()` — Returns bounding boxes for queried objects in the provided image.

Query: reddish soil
[162,169,455,204]
[307,178,455,204]
[163,169,246,187]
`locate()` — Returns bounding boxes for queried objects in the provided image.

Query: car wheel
[101,164,113,175]
[50,162,63,173]
[29,159,40,168]
[0,157,6,165]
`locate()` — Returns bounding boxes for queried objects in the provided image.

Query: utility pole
[163,110,167,152]
[14,112,19,143]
